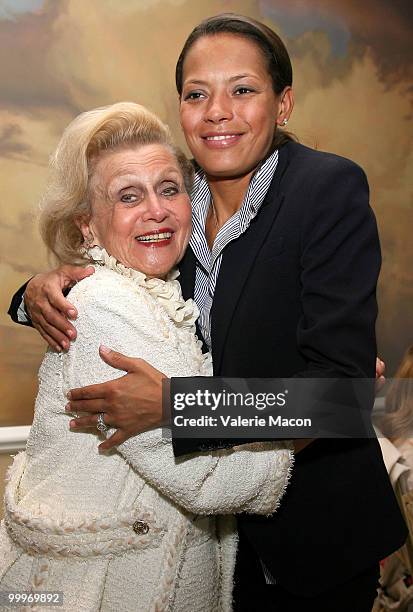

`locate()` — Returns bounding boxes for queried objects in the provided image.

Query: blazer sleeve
[8,280,33,326]
[172,158,380,457]
[62,276,293,516]
[297,158,380,379]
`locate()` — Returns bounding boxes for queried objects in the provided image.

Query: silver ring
[96,412,108,433]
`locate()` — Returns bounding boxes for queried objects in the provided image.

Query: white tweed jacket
[0,248,293,612]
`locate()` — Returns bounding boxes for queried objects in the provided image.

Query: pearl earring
[281,118,288,126]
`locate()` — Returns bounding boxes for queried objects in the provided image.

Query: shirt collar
[190,148,279,224]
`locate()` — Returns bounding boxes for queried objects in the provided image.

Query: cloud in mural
[260,0,413,90]
[0,0,45,20]
[0,124,32,159]
[98,0,187,11]
[0,0,96,116]
[260,1,351,56]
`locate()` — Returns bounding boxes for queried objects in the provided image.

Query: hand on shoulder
[24,265,94,351]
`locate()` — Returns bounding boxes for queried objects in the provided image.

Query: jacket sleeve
[117,430,292,515]
[297,158,380,379]
[63,275,293,516]
[8,280,33,326]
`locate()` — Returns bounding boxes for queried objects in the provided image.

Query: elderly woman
[0,102,292,611]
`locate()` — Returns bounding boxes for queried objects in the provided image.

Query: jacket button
[133,520,149,535]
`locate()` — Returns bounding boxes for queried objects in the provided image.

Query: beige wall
[0,0,412,426]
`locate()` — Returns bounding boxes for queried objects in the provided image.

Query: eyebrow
[184,74,258,87]
[107,169,182,192]
[229,73,258,82]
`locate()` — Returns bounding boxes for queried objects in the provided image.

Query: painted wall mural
[0,0,412,425]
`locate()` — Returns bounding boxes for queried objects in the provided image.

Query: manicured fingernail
[68,309,76,319]
[66,391,72,399]
[65,403,71,411]
[61,340,69,350]
[67,330,75,339]
[100,345,110,354]
[69,420,77,428]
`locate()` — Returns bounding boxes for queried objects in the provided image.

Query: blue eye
[162,186,179,197]
[120,193,138,204]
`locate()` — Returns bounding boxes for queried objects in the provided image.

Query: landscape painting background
[1,0,412,425]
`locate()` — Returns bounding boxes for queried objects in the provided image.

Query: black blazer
[176,141,407,596]
[9,141,406,596]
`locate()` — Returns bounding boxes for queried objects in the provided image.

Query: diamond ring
[96,412,109,433]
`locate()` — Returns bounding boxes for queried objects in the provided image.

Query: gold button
[133,520,149,535]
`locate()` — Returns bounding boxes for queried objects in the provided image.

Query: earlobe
[76,216,96,247]
[277,87,294,126]
[75,216,91,242]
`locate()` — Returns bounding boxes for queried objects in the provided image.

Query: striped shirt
[190,149,280,585]
[190,149,279,349]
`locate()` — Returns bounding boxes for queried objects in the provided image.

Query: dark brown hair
[175,13,295,148]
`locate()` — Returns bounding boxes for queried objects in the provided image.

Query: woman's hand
[375,357,386,392]
[66,346,167,451]
[24,265,95,351]
[65,347,386,453]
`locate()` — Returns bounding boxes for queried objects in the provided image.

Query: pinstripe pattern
[189,149,279,349]
[261,559,277,585]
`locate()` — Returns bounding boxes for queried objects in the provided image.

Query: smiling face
[80,144,192,279]
[179,33,292,181]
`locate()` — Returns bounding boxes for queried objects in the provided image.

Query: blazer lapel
[178,246,209,350]
[178,247,196,301]
[210,145,291,373]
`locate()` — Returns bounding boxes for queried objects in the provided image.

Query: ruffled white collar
[87,246,199,331]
